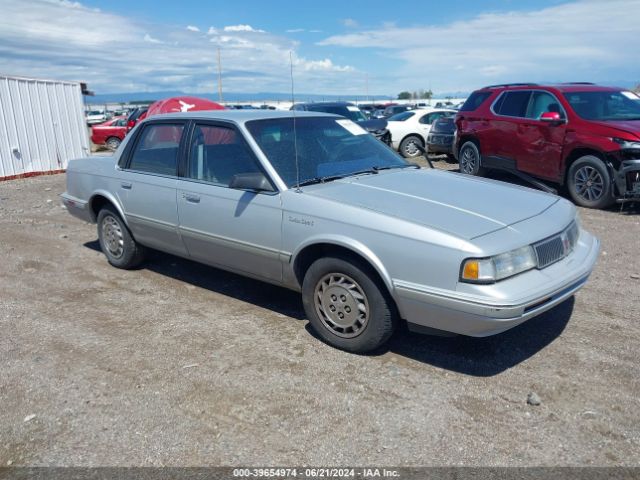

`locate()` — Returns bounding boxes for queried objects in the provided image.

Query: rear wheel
[302,256,397,353]
[458,141,486,176]
[105,137,121,150]
[567,155,615,209]
[399,135,424,158]
[97,206,145,269]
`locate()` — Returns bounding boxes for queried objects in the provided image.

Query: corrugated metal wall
[0,75,90,179]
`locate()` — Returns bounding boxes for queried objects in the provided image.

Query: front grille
[533,221,579,269]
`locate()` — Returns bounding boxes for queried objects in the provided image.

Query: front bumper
[394,229,600,337]
[613,158,640,201]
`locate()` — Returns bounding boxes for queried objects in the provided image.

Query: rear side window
[388,111,414,121]
[495,91,532,117]
[459,91,492,112]
[127,123,184,175]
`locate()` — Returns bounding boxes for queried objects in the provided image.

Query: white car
[387,108,456,158]
[85,110,107,125]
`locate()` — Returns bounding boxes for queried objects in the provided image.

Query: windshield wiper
[372,164,420,171]
[296,169,379,187]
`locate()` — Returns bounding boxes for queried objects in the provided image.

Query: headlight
[612,137,640,150]
[461,245,537,284]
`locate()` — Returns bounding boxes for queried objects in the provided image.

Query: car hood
[305,169,559,239]
[591,120,640,139]
[357,118,388,132]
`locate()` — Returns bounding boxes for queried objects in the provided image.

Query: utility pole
[217,47,224,103]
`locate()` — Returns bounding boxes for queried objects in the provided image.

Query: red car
[91,116,127,150]
[455,83,640,209]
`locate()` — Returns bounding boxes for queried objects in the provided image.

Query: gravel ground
[1,160,639,467]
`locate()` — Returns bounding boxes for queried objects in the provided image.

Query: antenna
[216,47,224,103]
[290,51,301,192]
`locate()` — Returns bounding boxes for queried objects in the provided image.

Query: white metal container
[0,74,90,179]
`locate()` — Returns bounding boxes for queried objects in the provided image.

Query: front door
[176,122,283,283]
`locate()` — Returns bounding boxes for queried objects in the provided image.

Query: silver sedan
[62,110,599,352]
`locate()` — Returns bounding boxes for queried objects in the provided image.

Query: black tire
[105,137,121,150]
[458,140,486,176]
[97,205,145,269]
[445,153,457,164]
[399,135,424,158]
[567,155,615,209]
[302,256,397,353]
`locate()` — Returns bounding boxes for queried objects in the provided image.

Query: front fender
[290,234,395,294]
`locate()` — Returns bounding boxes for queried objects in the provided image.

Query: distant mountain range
[87,90,399,104]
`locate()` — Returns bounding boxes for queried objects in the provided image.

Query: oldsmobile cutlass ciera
[62,111,600,352]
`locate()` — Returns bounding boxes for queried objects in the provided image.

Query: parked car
[455,83,640,208]
[62,110,599,353]
[427,115,457,162]
[126,107,148,131]
[291,102,391,144]
[387,108,456,158]
[381,104,411,118]
[90,116,127,150]
[85,110,107,125]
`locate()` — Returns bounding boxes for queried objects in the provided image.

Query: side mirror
[229,172,275,192]
[540,111,563,123]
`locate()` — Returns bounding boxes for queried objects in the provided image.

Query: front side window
[246,117,409,187]
[563,90,640,121]
[526,91,566,120]
[186,124,263,187]
[495,91,532,117]
[127,123,184,175]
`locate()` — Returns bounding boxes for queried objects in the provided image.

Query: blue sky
[1,0,638,96]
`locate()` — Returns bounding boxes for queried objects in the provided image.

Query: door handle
[121,182,132,190]
[183,193,200,203]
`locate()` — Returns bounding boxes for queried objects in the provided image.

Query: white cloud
[143,33,162,44]
[0,0,355,94]
[223,24,265,33]
[319,0,640,92]
[186,25,200,32]
[341,18,358,28]
[286,28,305,33]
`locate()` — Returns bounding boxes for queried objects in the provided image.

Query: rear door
[486,90,532,166]
[176,122,284,282]
[118,121,187,256]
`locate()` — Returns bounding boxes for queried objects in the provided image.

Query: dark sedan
[427,115,457,162]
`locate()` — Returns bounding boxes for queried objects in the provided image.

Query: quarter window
[128,123,184,175]
[187,124,263,187]
[459,91,492,112]
[495,91,531,117]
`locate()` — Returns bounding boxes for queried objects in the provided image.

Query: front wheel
[458,141,486,176]
[567,155,615,209]
[97,206,146,269]
[302,256,397,353]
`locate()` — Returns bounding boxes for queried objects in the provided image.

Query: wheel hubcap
[575,166,604,201]
[102,215,124,258]
[314,273,369,338]
[404,140,419,156]
[460,146,477,174]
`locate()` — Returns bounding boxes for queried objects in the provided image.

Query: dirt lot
[1,161,639,467]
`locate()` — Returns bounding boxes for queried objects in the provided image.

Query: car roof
[293,101,355,107]
[144,109,339,124]
[476,83,623,93]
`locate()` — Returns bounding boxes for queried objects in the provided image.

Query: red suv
[454,83,640,208]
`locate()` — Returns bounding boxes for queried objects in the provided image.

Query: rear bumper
[60,192,93,223]
[394,230,600,337]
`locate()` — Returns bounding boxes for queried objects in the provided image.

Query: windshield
[307,105,367,122]
[246,116,409,187]
[563,90,640,121]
